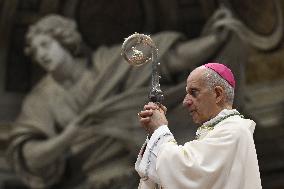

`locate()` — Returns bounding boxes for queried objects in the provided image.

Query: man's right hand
[138,102,168,134]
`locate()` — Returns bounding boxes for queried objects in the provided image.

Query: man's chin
[192,119,202,125]
[190,114,201,125]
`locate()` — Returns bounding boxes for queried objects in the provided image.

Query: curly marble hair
[25,14,82,57]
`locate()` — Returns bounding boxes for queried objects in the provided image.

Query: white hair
[202,67,234,105]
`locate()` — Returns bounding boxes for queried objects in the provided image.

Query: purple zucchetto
[204,63,236,89]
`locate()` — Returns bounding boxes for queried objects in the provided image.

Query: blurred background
[0,0,284,188]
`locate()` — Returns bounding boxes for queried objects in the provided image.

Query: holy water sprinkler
[121,33,164,103]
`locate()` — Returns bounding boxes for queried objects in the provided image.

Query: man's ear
[214,86,224,104]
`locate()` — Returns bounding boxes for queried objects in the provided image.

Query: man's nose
[183,95,193,107]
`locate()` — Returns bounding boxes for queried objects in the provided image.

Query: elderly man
[136,63,262,189]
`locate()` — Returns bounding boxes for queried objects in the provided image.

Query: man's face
[29,34,70,72]
[183,67,218,124]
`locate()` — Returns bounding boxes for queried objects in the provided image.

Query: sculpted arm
[22,120,79,170]
[10,90,84,171]
[162,6,232,73]
[163,31,227,73]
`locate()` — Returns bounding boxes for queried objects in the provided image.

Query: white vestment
[135,109,262,189]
